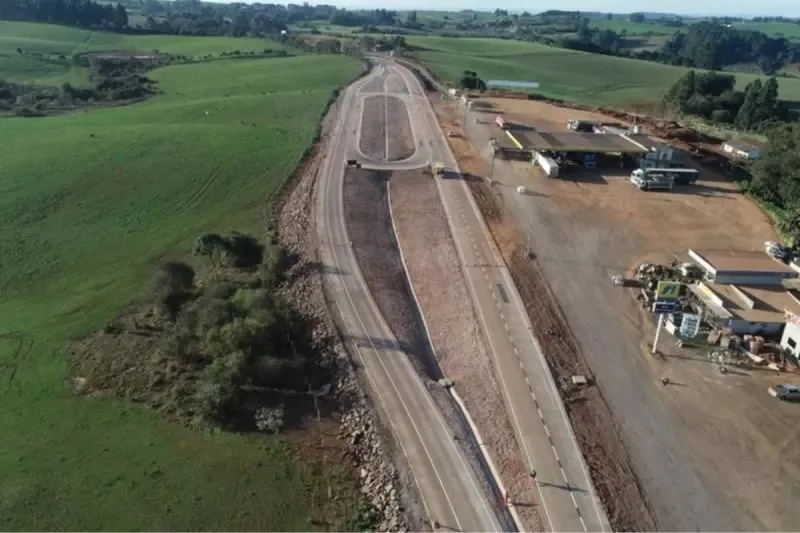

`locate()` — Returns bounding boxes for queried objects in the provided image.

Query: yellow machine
[432,162,445,177]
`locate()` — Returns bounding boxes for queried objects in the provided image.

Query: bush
[255,405,285,433]
[194,350,248,422]
[152,261,195,317]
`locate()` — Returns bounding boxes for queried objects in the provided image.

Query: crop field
[0,53,361,530]
[407,36,800,106]
[0,21,284,84]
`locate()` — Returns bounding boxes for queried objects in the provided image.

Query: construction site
[424,81,800,532]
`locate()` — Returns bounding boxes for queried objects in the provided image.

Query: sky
[325,0,800,18]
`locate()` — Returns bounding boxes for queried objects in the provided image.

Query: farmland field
[0,53,361,530]
[0,21,285,84]
[407,35,800,106]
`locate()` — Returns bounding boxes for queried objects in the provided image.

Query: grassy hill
[407,35,800,107]
[0,21,285,84]
[0,52,361,530]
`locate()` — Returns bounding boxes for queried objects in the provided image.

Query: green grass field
[0,53,361,530]
[407,35,800,106]
[0,21,285,84]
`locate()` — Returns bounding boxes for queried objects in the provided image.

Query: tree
[665,70,696,111]
[752,76,780,126]
[750,123,800,208]
[734,79,763,130]
[113,3,128,28]
[630,12,646,23]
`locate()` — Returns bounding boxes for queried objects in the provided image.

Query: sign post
[652,281,682,355]
[652,313,665,355]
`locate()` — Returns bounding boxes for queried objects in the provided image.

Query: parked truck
[630,168,674,191]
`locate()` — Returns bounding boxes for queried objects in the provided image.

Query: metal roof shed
[688,249,798,286]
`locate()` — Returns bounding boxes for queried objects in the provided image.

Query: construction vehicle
[431,162,445,177]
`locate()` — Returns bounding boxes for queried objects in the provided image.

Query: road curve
[315,65,503,532]
[387,60,612,533]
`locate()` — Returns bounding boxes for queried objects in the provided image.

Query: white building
[722,139,761,160]
[689,282,800,335]
[781,314,800,359]
[688,249,798,286]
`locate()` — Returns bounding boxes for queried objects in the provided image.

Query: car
[611,275,626,286]
[768,384,800,401]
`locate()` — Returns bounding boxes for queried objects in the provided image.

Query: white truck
[630,168,674,192]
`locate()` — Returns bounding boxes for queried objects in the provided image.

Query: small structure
[781,311,800,359]
[688,249,798,286]
[722,139,762,160]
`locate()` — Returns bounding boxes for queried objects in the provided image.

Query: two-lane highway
[315,65,503,532]
[389,61,612,532]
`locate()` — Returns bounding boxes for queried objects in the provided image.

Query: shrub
[255,405,285,433]
[152,261,195,317]
[194,350,248,422]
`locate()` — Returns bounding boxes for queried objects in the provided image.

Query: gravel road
[386,96,414,161]
[342,167,514,531]
[360,96,386,161]
[389,169,544,531]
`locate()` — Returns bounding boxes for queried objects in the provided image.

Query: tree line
[664,70,785,130]
[660,22,797,74]
[1,0,129,29]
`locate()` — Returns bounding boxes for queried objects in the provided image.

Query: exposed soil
[341,167,514,531]
[429,92,657,532]
[386,96,414,162]
[360,96,386,161]
[385,74,408,94]
[389,169,544,531]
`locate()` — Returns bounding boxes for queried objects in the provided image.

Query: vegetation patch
[0,52,361,530]
[70,232,327,431]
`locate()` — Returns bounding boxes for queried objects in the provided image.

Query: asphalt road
[315,64,502,532]
[387,61,611,533]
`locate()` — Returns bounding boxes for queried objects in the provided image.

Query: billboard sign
[656,281,682,302]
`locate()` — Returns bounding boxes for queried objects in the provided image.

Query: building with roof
[688,281,800,335]
[722,139,762,160]
[688,249,798,286]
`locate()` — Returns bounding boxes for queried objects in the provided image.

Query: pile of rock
[338,383,405,532]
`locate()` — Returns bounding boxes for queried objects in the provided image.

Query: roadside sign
[655,281,682,301]
[679,313,701,339]
[652,301,678,314]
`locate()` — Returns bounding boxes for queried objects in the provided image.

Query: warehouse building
[688,249,798,286]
